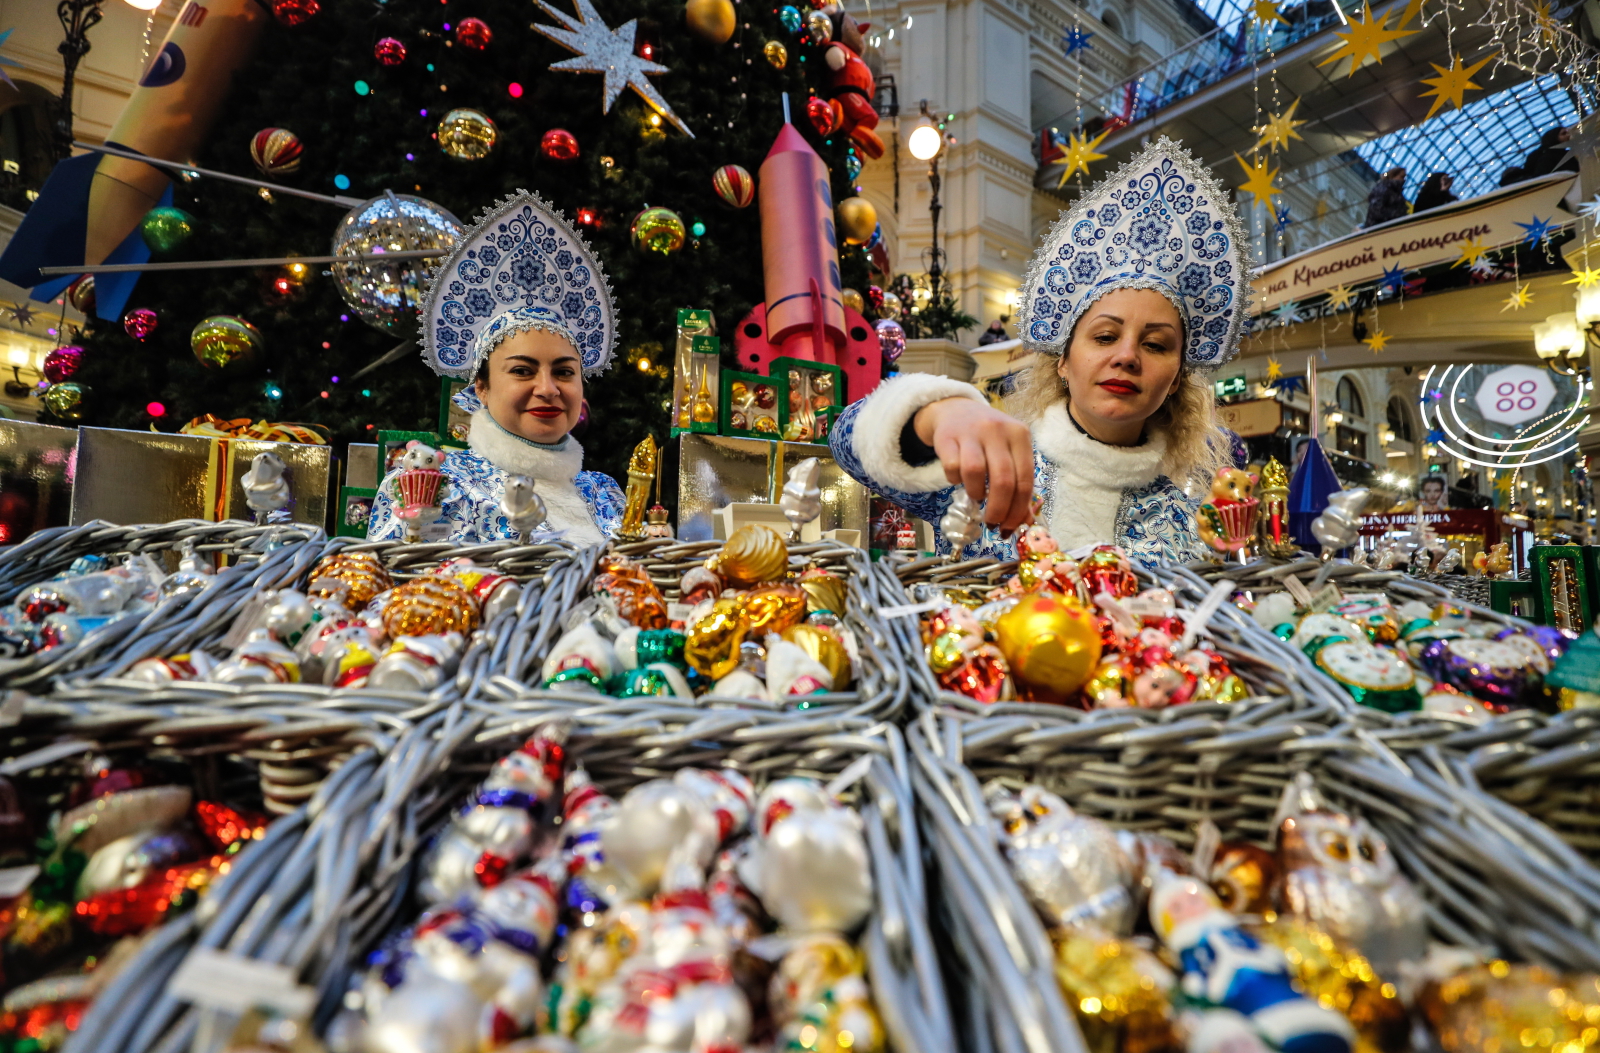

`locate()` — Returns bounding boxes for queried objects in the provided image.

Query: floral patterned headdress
[420,190,617,384]
[1017,137,1252,370]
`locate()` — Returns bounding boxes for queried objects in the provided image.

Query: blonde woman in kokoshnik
[367,191,627,545]
[830,138,1251,569]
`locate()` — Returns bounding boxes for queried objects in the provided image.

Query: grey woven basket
[61,699,955,1053]
[905,701,1600,1053]
[0,520,327,691]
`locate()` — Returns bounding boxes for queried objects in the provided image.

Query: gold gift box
[676,432,867,542]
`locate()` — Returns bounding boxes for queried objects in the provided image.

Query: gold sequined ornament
[685,595,749,679]
[1259,920,1407,1053]
[307,551,393,608]
[379,574,480,637]
[782,623,852,688]
[1052,930,1179,1053]
[436,107,498,160]
[1420,962,1600,1053]
[706,524,789,587]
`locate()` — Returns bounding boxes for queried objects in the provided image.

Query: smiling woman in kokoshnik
[830,138,1253,570]
[366,191,627,545]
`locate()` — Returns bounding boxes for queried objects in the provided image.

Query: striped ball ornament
[250,127,303,177]
[711,164,755,209]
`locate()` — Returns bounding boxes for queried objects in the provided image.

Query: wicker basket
[906,702,1600,1053]
[1346,705,1600,862]
[0,521,329,691]
[468,538,927,726]
[61,699,956,1053]
[47,536,582,700]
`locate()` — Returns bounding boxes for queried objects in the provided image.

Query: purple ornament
[1497,624,1571,665]
[123,308,158,342]
[875,318,905,364]
[1417,636,1536,710]
[42,346,84,385]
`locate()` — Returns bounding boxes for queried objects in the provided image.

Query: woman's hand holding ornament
[913,398,1035,532]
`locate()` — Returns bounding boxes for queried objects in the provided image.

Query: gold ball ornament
[805,8,833,43]
[685,0,736,42]
[41,382,88,421]
[706,524,789,587]
[880,290,903,316]
[307,551,393,608]
[798,568,847,615]
[743,582,809,637]
[782,623,852,688]
[436,108,498,161]
[836,196,878,247]
[841,288,865,313]
[685,594,749,680]
[190,316,263,370]
[763,40,788,68]
[630,206,687,255]
[994,594,1102,701]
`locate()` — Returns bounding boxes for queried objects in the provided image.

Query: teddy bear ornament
[1196,467,1261,559]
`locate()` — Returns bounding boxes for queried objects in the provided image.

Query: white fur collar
[1032,402,1170,550]
[467,409,603,545]
[468,409,585,482]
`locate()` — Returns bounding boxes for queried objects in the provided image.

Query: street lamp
[907,101,945,305]
[1533,312,1588,376]
[55,0,107,160]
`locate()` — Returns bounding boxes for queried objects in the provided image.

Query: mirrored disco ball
[331,193,463,333]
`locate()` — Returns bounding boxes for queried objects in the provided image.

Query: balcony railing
[1037,0,1347,142]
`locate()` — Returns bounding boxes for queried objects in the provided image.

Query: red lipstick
[1098,379,1139,395]
[527,406,564,419]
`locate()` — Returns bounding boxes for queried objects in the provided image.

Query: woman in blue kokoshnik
[830,138,1251,568]
[367,191,627,545]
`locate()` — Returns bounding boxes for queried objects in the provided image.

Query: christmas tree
[48,0,873,486]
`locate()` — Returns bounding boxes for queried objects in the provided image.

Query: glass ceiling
[1352,74,1586,200]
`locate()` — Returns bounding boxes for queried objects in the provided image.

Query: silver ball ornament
[331,193,463,333]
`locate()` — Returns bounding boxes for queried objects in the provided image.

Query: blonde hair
[1007,353,1232,487]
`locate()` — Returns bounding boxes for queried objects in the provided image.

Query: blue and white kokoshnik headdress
[421,190,617,387]
[1018,137,1252,370]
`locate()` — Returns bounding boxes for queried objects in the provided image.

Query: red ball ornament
[712,164,755,208]
[65,274,95,315]
[250,128,303,177]
[42,346,83,385]
[270,0,319,26]
[806,95,838,136]
[455,17,492,49]
[374,37,407,65]
[540,128,580,162]
[123,308,158,342]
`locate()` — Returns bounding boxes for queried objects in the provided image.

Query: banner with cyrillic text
[1250,172,1577,314]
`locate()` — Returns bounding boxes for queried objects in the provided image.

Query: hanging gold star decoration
[1532,0,1562,42]
[1565,264,1600,288]
[1495,473,1515,498]
[1316,3,1418,78]
[1266,356,1283,382]
[1053,129,1111,187]
[1251,0,1290,24]
[1418,53,1493,120]
[1326,284,1355,309]
[1252,98,1308,154]
[1364,328,1391,353]
[1501,285,1534,311]
[1453,239,1490,268]
[1234,152,1283,204]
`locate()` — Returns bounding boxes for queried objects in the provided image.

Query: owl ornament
[1276,794,1428,979]
[987,783,1137,935]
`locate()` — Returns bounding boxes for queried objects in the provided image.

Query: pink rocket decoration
[733,102,881,405]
